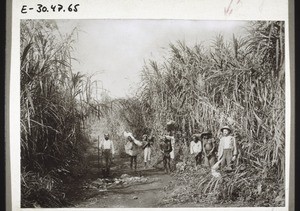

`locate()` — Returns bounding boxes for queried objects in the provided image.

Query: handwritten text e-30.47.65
[21,4,80,14]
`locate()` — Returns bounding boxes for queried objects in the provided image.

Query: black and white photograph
[20,19,286,208]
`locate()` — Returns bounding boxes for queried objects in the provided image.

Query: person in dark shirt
[160,136,173,173]
[202,131,216,168]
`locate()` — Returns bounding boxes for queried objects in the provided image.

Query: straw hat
[220,126,231,133]
[200,131,212,138]
[192,133,201,139]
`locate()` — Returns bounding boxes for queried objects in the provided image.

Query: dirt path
[66,148,172,208]
[75,169,171,208]
[64,148,247,208]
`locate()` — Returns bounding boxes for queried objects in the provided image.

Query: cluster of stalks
[20,20,107,207]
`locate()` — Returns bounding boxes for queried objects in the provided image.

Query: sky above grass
[56,20,248,99]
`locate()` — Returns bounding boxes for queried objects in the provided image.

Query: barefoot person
[202,131,216,167]
[217,126,238,170]
[99,133,115,177]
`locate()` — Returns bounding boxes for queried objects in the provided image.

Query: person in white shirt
[190,134,202,166]
[142,134,154,169]
[217,126,238,169]
[99,133,115,176]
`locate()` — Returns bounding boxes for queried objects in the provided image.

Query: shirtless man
[202,131,216,167]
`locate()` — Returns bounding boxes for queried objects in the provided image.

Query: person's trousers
[220,149,233,168]
[204,154,216,167]
[195,152,202,165]
[163,154,171,173]
[144,147,151,163]
[130,155,137,170]
[103,149,112,175]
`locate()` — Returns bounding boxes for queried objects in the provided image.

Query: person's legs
[106,151,111,175]
[209,155,216,167]
[194,155,198,166]
[144,147,151,168]
[204,153,209,166]
[196,153,202,165]
[133,156,137,170]
[163,156,166,171]
[148,147,151,163]
[166,156,171,173]
[220,151,226,168]
[225,149,233,168]
[130,156,133,169]
[103,150,110,177]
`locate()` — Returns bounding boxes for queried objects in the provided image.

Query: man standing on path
[99,133,115,177]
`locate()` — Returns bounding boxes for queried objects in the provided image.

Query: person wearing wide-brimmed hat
[217,126,238,169]
[201,131,216,167]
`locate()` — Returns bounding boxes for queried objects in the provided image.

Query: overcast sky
[56,20,247,99]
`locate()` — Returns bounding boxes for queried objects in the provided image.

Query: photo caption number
[21,4,80,14]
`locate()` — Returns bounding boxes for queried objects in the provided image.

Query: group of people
[190,125,238,170]
[98,125,238,177]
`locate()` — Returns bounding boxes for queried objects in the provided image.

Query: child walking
[217,126,238,170]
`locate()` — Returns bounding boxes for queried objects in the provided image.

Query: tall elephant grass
[139,21,285,205]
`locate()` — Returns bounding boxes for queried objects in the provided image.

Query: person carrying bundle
[124,132,142,171]
[99,133,115,177]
